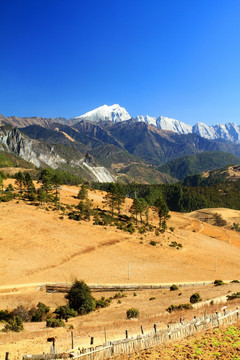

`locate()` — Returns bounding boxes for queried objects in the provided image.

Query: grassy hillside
[118,163,177,184]
[0,150,35,169]
[159,151,240,180]
[182,164,240,187]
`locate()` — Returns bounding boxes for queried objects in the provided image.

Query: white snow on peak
[135,115,157,126]
[155,116,192,134]
[192,122,216,139]
[75,104,131,123]
[74,104,240,144]
[212,123,240,142]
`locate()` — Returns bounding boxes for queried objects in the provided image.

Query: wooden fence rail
[22,307,239,360]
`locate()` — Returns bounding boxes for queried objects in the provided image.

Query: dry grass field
[1,178,240,358]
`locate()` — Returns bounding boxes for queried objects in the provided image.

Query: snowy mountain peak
[135,115,157,126]
[74,104,240,144]
[155,116,192,134]
[192,122,216,139]
[75,104,131,123]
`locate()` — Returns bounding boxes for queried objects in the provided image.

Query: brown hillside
[1,181,240,287]
[2,181,240,357]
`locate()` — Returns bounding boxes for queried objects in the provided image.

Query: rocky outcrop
[0,126,66,168]
[0,126,115,183]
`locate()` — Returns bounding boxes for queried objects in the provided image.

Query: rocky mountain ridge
[0,126,115,183]
[2,104,240,143]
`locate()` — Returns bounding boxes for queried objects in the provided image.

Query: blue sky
[1,0,240,125]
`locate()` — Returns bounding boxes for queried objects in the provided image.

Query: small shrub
[138,227,146,234]
[37,302,50,314]
[11,306,30,322]
[133,292,137,297]
[170,284,179,291]
[214,280,225,286]
[149,297,156,301]
[95,297,111,309]
[54,305,77,320]
[0,310,11,322]
[150,240,157,246]
[117,300,121,304]
[169,241,182,248]
[227,292,240,301]
[4,316,23,332]
[231,280,240,283]
[46,318,65,328]
[30,310,43,322]
[114,292,126,299]
[169,227,175,232]
[190,293,202,304]
[166,304,192,313]
[126,308,139,319]
[155,229,160,236]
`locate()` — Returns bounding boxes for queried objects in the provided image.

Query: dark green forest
[92,180,240,213]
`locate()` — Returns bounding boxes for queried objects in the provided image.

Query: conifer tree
[77,184,88,200]
[154,197,170,232]
[104,183,125,216]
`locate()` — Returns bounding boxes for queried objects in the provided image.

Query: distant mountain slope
[159,152,240,180]
[181,165,240,187]
[2,103,240,143]
[0,113,68,128]
[100,120,240,164]
[117,163,177,184]
[18,121,240,181]
[89,144,143,169]
[0,149,35,169]
[0,126,115,182]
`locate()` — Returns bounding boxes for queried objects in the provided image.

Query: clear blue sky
[1,0,240,125]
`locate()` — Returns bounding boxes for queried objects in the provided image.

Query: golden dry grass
[1,179,240,357]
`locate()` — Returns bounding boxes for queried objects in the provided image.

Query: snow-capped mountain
[75,104,131,123]
[75,104,240,143]
[135,115,157,126]
[192,122,217,139]
[156,116,192,134]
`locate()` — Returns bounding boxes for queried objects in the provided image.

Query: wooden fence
[45,281,217,294]
[22,307,239,360]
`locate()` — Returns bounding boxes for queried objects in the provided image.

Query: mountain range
[2,104,240,144]
[75,104,240,144]
[1,104,240,184]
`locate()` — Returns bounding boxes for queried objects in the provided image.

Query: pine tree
[154,197,170,232]
[77,184,88,200]
[15,171,25,196]
[104,183,125,217]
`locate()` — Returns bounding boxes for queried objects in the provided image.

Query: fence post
[125,330,128,339]
[71,331,74,349]
[154,324,157,333]
[5,353,9,360]
[141,325,144,334]
[47,337,55,354]
[90,337,94,345]
[167,324,171,340]
[104,327,107,344]
[237,307,239,319]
